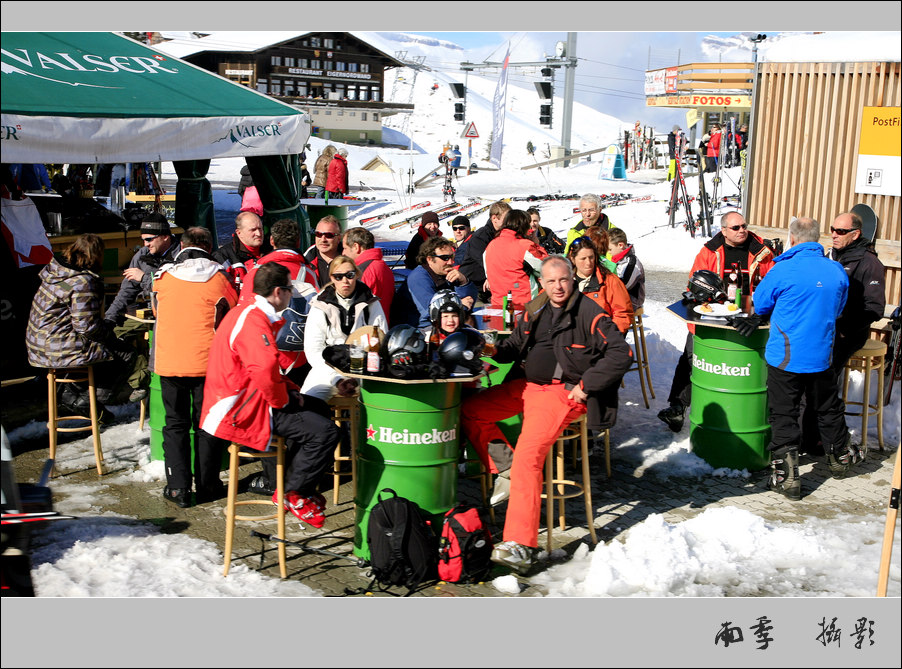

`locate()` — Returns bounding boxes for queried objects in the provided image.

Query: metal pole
[742,43,762,222]
[561,32,577,166]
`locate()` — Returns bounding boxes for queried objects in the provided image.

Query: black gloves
[727,313,764,337]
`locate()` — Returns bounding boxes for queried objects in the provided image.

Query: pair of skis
[360,200,431,226]
[387,199,462,230]
[667,133,697,237]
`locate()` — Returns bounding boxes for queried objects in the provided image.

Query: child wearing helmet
[424,289,469,347]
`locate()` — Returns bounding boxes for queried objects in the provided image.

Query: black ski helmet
[437,328,485,377]
[428,289,467,323]
[687,269,727,303]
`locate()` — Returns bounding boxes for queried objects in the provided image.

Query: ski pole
[249,530,369,568]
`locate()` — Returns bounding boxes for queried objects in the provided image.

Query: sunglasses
[830,226,857,236]
[331,271,356,281]
[430,253,455,261]
[570,236,596,250]
[452,225,469,232]
[141,235,160,242]
[314,231,337,239]
[726,224,748,231]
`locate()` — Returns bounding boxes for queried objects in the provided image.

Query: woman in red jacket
[483,209,547,311]
[326,148,349,199]
[567,235,633,335]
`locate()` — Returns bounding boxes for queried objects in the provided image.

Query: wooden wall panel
[748,61,901,253]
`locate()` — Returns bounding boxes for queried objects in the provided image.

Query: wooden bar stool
[624,307,655,409]
[46,366,104,476]
[223,436,287,578]
[570,424,612,478]
[327,394,360,505]
[542,413,599,554]
[842,339,887,452]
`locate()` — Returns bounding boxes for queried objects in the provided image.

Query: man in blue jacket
[753,217,860,500]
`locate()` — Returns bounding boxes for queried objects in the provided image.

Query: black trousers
[799,331,867,451]
[766,365,848,454]
[667,332,694,407]
[161,376,226,491]
[264,393,340,498]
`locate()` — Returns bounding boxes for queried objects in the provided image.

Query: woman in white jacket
[301,255,387,400]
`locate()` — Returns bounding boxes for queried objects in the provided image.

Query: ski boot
[826,434,865,479]
[768,446,801,500]
[657,403,686,432]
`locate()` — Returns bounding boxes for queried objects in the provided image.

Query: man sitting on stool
[461,256,632,573]
[200,263,340,528]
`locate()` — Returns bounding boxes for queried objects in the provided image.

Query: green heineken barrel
[353,378,462,560]
[149,371,164,461]
[689,325,771,471]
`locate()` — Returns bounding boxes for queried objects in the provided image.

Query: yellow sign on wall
[855,106,901,197]
[859,107,901,157]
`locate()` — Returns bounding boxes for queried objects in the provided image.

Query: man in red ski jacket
[200,263,339,528]
[342,225,395,319]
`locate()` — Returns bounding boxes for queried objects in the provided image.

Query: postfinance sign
[855,106,901,197]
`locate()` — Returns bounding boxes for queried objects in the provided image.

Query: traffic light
[454,102,465,122]
[539,104,552,127]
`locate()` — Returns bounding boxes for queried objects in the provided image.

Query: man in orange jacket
[152,227,238,508]
[657,212,775,431]
[200,263,340,528]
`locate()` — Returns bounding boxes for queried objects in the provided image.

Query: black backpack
[365,488,438,596]
[437,504,493,583]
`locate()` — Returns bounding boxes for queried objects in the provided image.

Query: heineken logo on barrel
[367,424,457,445]
[693,355,751,377]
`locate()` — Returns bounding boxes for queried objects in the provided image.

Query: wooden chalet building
[155,32,413,145]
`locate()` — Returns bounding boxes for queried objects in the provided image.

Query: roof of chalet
[155,32,407,68]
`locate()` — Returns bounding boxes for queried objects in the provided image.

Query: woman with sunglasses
[483,209,547,312]
[301,255,387,401]
[567,235,633,335]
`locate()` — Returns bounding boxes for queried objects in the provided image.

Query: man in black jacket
[213,211,271,292]
[802,211,886,454]
[458,200,511,302]
[461,256,632,573]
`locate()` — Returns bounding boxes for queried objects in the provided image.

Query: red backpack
[437,504,493,583]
